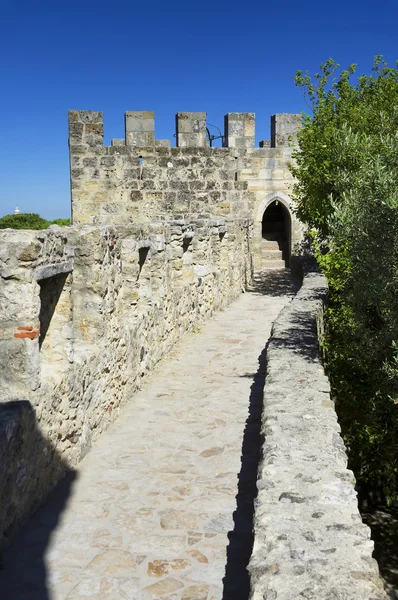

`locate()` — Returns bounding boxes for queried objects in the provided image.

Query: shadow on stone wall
[272,309,321,362]
[38,272,69,349]
[361,505,398,600]
[0,401,76,599]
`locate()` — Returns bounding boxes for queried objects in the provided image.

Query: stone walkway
[0,270,298,600]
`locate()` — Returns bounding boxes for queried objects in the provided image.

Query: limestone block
[271,113,302,147]
[34,261,73,281]
[155,139,171,148]
[125,111,155,147]
[68,110,104,148]
[176,113,207,147]
[224,113,255,148]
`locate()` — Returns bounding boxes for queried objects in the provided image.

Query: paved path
[1,270,298,600]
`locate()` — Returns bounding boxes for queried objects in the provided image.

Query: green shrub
[0,213,71,230]
[291,57,398,503]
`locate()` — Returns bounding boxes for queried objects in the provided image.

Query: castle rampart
[0,108,386,598]
[69,110,304,269]
[0,217,252,545]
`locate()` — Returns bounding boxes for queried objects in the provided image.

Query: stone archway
[261,200,291,264]
[253,192,294,270]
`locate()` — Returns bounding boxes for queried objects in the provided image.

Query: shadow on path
[248,269,300,298]
[222,343,268,599]
[1,269,297,600]
[0,400,77,600]
[223,270,298,599]
[0,472,77,600]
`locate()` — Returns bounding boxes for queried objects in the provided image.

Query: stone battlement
[0,109,387,598]
[68,110,304,271]
[69,110,301,150]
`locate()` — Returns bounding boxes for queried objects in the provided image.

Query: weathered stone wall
[69,110,253,226]
[0,401,70,548]
[69,110,304,269]
[249,260,386,599]
[0,227,74,396]
[0,218,252,546]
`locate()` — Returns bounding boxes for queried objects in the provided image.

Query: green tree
[51,218,71,226]
[291,56,398,236]
[0,213,71,230]
[291,57,398,503]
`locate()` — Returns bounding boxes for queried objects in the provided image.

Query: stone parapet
[0,219,253,540]
[0,401,71,550]
[224,112,255,148]
[125,111,155,147]
[271,113,302,147]
[68,140,251,226]
[249,259,386,599]
[176,112,207,147]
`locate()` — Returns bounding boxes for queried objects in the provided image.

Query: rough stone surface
[0,218,252,547]
[249,260,387,600]
[270,113,302,147]
[0,401,69,548]
[34,260,73,281]
[224,113,255,149]
[125,111,155,148]
[0,271,296,599]
[176,112,207,148]
[0,108,388,599]
[68,110,304,269]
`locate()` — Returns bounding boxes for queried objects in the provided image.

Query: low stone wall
[249,260,386,599]
[0,401,71,549]
[0,218,252,546]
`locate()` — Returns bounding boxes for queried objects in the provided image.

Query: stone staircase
[261,237,287,269]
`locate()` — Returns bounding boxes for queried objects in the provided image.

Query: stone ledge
[249,258,386,599]
[34,261,73,281]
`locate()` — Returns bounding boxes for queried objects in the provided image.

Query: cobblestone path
[1,271,298,600]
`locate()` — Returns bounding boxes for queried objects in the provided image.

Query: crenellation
[176,112,207,147]
[68,110,104,150]
[125,110,155,147]
[271,112,302,147]
[0,106,387,599]
[224,112,255,148]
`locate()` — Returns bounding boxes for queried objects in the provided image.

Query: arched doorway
[261,200,291,267]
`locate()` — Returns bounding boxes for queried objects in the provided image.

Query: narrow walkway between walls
[0,270,299,600]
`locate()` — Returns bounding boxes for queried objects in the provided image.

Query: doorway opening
[261,201,291,265]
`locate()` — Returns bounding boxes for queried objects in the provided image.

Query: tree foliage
[291,57,398,503]
[0,213,71,230]
[291,56,398,236]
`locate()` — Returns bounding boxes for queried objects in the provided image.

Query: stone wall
[0,218,252,546]
[0,401,70,548]
[69,110,304,269]
[0,227,74,396]
[249,260,386,599]
[69,110,253,227]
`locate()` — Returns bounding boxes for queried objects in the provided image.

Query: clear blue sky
[0,0,397,220]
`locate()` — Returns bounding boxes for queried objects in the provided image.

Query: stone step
[262,259,286,269]
[261,250,283,260]
[261,240,280,250]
